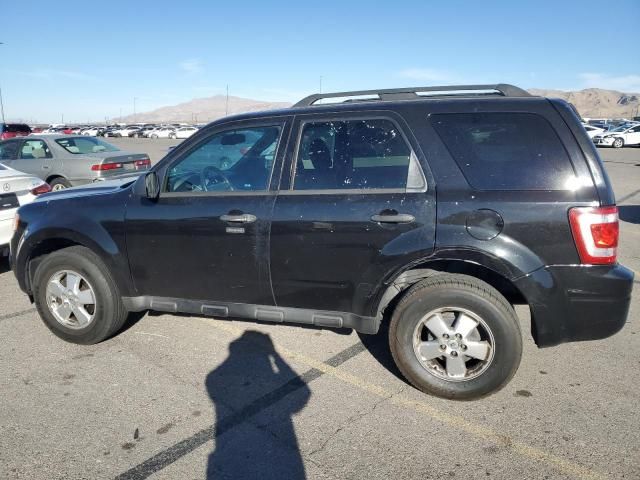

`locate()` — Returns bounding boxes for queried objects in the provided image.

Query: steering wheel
[201,165,233,191]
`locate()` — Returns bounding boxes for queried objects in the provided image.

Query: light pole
[0,42,6,123]
[319,75,323,94]
[133,97,137,124]
[225,84,229,116]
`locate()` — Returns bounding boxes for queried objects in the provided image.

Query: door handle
[220,213,257,223]
[42,165,50,170]
[371,213,415,224]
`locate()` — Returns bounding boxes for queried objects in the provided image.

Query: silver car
[0,135,151,190]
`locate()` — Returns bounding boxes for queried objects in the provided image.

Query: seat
[298,138,336,189]
[32,147,46,159]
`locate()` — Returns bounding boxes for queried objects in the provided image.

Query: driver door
[125,117,291,305]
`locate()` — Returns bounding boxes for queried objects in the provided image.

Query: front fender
[13,191,133,296]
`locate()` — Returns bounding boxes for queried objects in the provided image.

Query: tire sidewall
[391,283,522,400]
[33,249,121,344]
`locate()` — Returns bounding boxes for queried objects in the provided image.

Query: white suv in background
[593,123,640,148]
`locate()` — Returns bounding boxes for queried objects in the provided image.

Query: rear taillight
[134,158,151,168]
[569,206,619,265]
[31,183,51,195]
[91,162,123,171]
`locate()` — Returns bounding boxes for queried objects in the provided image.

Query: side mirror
[144,171,160,199]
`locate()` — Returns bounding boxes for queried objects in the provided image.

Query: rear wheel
[389,274,522,400]
[613,137,624,148]
[33,246,128,344]
[49,177,71,191]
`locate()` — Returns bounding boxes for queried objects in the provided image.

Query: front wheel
[389,274,522,400]
[613,137,624,148]
[33,246,129,344]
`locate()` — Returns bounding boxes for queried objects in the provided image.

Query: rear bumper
[514,264,633,347]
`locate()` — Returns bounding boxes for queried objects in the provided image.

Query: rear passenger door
[270,113,436,317]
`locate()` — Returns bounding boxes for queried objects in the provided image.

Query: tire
[49,177,72,191]
[32,246,128,344]
[169,133,176,139]
[151,134,158,139]
[389,273,522,400]
[613,137,624,148]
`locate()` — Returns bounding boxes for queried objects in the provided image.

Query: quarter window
[166,125,281,193]
[293,119,416,190]
[432,112,575,191]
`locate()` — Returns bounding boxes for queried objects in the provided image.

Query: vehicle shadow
[205,330,309,479]
[357,313,405,382]
[618,205,640,225]
[0,256,10,274]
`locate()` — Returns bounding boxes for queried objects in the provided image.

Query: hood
[34,175,140,202]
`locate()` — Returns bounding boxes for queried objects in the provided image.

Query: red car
[0,123,31,140]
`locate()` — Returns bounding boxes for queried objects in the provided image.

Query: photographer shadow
[205,330,310,479]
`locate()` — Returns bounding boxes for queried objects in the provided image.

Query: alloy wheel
[412,307,495,381]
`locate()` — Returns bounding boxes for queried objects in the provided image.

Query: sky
[1,0,639,123]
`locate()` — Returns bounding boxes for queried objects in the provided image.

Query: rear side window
[432,113,575,190]
[293,119,418,190]
[20,140,52,159]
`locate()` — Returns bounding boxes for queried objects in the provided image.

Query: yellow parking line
[203,320,605,480]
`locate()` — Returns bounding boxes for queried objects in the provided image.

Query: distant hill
[115,95,291,123]
[114,88,639,124]
[528,88,639,119]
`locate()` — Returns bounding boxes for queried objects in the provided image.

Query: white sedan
[0,163,51,255]
[173,126,199,139]
[593,123,640,148]
[149,127,176,139]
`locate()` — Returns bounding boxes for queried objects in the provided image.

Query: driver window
[166,125,282,193]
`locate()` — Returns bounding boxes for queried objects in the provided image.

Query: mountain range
[115,88,639,124]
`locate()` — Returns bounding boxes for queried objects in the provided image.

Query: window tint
[294,119,412,190]
[0,141,19,160]
[166,125,281,193]
[432,113,575,190]
[20,140,52,159]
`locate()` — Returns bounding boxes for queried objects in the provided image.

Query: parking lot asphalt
[1,143,639,480]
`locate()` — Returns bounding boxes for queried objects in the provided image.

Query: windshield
[55,137,120,154]
[610,126,629,133]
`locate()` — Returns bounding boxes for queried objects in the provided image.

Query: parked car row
[9,123,203,140]
[102,124,200,139]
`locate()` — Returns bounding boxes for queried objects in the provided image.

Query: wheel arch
[373,259,531,339]
[45,174,67,184]
[20,229,132,298]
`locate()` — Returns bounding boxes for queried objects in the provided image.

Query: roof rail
[293,84,531,108]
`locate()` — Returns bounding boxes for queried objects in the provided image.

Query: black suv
[9,84,634,399]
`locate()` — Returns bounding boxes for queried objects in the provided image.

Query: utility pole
[319,75,323,94]
[225,84,229,116]
[0,42,6,123]
[61,113,64,124]
[133,97,137,124]
[0,85,5,124]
